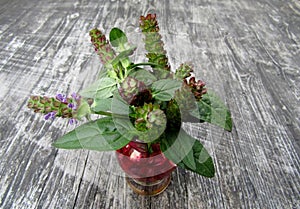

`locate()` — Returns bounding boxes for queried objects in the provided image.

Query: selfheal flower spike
[27,94,81,121]
[71,92,81,101]
[175,63,194,80]
[89,29,115,65]
[184,77,207,100]
[140,14,170,78]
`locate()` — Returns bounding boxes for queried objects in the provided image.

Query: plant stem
[95,111,130,119]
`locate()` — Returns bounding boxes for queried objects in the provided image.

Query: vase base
[126,175,171,196]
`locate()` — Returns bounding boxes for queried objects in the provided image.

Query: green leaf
[109,28,128,48]
[109,28,134,70]
[183,149,197,170]
[175,141,215,178]
[76,99,91,120]
[152,79,182,101]
[98,67,108,79]
[191,90,232,131]
[79,77,117,99]
[111,90,131,116]
[52,117,130,151]
[52,130,82,149]
[110,46,136,67]
[161,129,215,178]
[91,98,112,113]
[128,69,157,86]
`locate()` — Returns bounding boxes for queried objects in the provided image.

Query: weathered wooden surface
[0,0,299,208]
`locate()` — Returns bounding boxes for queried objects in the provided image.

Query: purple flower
[45,111,56,120]
[71,92,81,101]
[67,103,76,109]
[56,94,67,103]
[69,118,77,125]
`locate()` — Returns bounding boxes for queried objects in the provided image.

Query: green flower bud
[133,103,167,143]
[175,63,194,80]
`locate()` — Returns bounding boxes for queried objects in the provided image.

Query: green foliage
[109,46,136,69]
[76,100,91,120]
[128,69,157,86]
[109,28,128,49]
[160,129,215,178]
[91,98,112,113]
[151,79,182,101]
[52,117,131,151]
[106,28,137,80]
[79,77,117,99]
[191,90,232,131]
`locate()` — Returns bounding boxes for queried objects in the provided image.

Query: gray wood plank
[0,0,299,208]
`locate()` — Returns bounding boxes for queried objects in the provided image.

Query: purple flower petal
[68,103,74,108]
[71,92,81,100]
[56,93,67,103]
[69,118,77,125]
[45,111,56,120]
[67,103,77,110]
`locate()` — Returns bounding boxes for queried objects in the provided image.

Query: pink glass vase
[116,140,176,196]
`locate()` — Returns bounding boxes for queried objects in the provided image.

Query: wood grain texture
[0,0,299,208]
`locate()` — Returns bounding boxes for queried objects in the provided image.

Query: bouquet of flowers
[27,14,232,180]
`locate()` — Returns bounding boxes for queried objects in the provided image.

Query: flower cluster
[90,28,115,65]
[140,14,171,78]
[175,63,194,80]
[27,93,81,124]
[133,103,166,131]
[184,77,207,101]
[118,76,152,106]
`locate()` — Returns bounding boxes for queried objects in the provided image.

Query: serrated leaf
[79,77,116,99]
[191,90,232,131]
[152,79,182,101]
[161,129,215,178]
[52,117,130,151]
